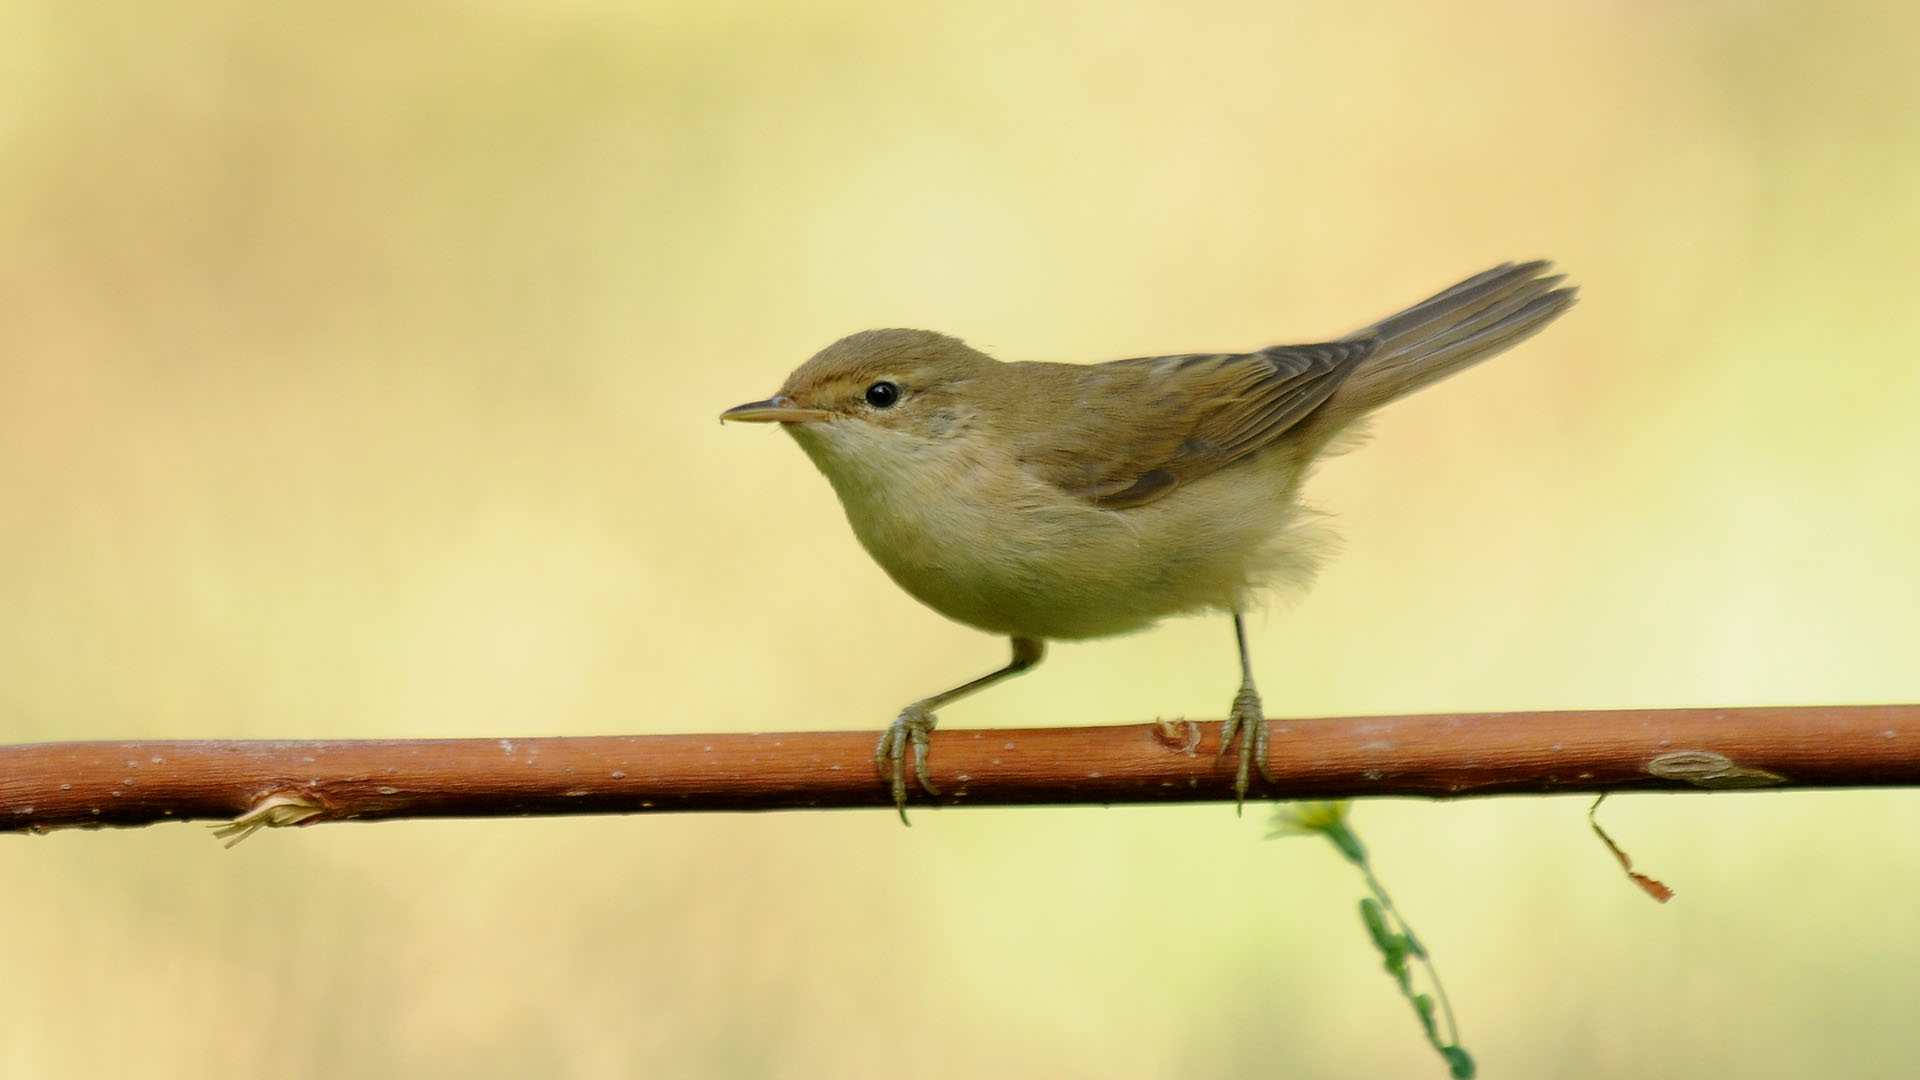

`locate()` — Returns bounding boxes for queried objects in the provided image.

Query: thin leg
[1217,613,1274,812]
[877,636,1045,825]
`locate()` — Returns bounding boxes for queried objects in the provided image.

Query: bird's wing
[1015,341,1374,510]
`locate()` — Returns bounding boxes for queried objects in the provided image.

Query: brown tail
[1323,261,1577,421]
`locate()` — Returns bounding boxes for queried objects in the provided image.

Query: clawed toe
[1220,684,1272,811]
[876,704,940,824]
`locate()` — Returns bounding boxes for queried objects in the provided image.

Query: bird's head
[722,329,995,470]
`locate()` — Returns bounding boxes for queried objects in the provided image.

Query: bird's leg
[877,636,1045,825]
[1217,613,1275,812]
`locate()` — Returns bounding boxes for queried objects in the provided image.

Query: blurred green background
[4,1,1918,1076]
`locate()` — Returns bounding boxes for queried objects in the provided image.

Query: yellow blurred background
[4,1,1918,1075]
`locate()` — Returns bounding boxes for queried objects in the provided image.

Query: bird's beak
[720,395,831,424]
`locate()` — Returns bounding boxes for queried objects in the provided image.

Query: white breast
[787,418,1326,641]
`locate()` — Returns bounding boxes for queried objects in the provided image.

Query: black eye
[864,381,899,408]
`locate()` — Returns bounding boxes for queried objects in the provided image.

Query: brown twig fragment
[0,704,1914,836]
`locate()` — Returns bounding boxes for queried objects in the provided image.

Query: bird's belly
[838,453,1320,641]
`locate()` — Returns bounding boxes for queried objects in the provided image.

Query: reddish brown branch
[2,705,1915,835]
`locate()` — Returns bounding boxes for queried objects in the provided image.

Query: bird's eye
[864,381,900,409]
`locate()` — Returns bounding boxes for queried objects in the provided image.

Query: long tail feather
[1327,261,1577,419]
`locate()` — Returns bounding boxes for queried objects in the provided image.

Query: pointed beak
[720,395,831,424]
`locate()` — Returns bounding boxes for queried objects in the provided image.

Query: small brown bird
[724,262,1576,820]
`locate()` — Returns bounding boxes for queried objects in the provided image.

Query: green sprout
[1271,801,1473,1079]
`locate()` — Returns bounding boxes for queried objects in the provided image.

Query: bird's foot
[1218,684,1274,813]
[875,702,940,825]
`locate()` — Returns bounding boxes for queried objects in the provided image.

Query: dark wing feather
[1018,341,1374,510]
